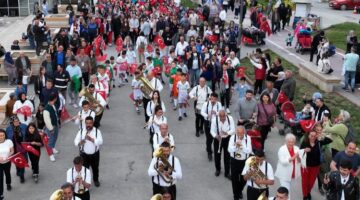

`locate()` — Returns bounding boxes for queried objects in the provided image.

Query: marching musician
[142,72,164,123]
[189,77,212,137]
[228,126,252,200]
[153,124,175,152]
[242,150,275,200]
[148,141,182,200]
[78,84,106,128]
[66,156,91,200]
[74,116,103,188]
[148,106,167,145]
[60,183,81,200]
[201,93,222,161]
[268,187,289,200]
[74,101,96,130]
[210,110,235,178]
[146,90,166,120]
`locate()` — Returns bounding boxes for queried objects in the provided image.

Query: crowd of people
[0,0,359,200]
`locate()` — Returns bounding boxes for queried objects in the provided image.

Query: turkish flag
[164,65,171,75]
[129,64,137,74]
[277,91,289,104]
[154,35,166,49]
[236,66,246,78]
[21,142,40,157]
[8,153,29,168]
[147,44,154,52]
[60,107,71,123]
[115,37,123,52]
[96,54,108,62]
[208,35,219,43]
[119,62,128,71]
[159,5,168,14]
[300,120,316,133]
[41,134,53,156]
[97,90,107,101]
[153,66,161,75]
[17,106,32,117]
[150,0,156,6]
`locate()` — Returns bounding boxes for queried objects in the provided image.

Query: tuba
[257,191,268,200]
[245,156,267,188]
[49,189,63,200]
[150,194,163,200]
[79,87,104,116]
[137,74,154,99]
[153,147,174,183]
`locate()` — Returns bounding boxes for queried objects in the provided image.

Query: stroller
[279,101,304,137]
[242,27,266,46]
[295,34,312,54]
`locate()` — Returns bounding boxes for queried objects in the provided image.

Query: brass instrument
[137,74,154,99]
[49,189,63,200]
[164,136,175,151]
[153,147,174,183]
[235,139,243,159]
[79,87,104,116]
[245,156,267,188]
[150,194,163,200]
[76,173,85,194]
[257,191,268,200]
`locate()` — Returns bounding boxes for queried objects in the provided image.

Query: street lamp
[237,0,244,58]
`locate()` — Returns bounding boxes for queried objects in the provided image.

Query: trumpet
[235,139,243,159]
[76,173,85,194]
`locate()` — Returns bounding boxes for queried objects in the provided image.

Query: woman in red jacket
[248,53,267,95]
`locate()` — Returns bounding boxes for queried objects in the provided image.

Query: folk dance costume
[96,72,110,98]
[132,78,143,112]
[201,100,222,159]
[74,127,103,188]
[66,165,92,200]
[176,81,190,118]
[189,84,212,136]
[242,156,275,200]
[78,90,106,128]
[148,154,182,200]
[75,109,96,130]
[210,114,235,177]
[228,133,252,200]
[142,77,163,122]
[152,132,175,152]
[12,99,34,125]
[115,54,128,86]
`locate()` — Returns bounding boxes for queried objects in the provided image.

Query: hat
[312,92,322,100]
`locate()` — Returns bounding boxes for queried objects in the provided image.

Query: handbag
[261,103,274,126]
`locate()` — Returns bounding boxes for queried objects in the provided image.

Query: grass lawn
[181,0,197,9]
[324,22,360,51]
[240,50,360,136]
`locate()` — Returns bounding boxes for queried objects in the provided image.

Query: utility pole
[237,0,244,58]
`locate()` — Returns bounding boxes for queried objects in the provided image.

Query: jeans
[28,35,35,49]
[190,68,200,87]
[45,126,59,149]
[344,70,356,90]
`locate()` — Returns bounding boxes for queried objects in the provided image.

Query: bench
[299,63,341,92]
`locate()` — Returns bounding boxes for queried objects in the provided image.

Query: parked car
[329,0,360,10]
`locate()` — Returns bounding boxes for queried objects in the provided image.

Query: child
[109,56,116,88]
[105,60,114,92]
[126,46,137,65]
[35,103,45,130]
[234,77,250,99]
[285,33,294,47]
[132,71,143,113]
[97,65,110,108]
[116,51,128,86]
[171,69,182,110]
[247,124,262,151]
[177,73,190,121]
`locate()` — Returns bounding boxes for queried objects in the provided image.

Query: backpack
[344,123,357,145]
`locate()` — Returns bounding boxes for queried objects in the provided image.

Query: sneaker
[178,116,182,121]
[94,181,101,187]
[183,113,187,118]
[342,87,350,91]
[226,108,231,114]
[20,176,25,183]
[49,155,56,162]
[215,170,220,177]
[52,148,59,154]
[6,184,12,191]
[196,132,200,137]
[33,174,38,183]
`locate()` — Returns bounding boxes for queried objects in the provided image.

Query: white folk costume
[131,79,143,100]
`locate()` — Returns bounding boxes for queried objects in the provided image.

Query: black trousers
[204,120,213,154]
[195,112,204,133]
[227,68,235,86]
[220,88,231,109]
[28,152,40,174]
[153,183,177,200]
[143,98,150,123]
[0,162,11,197]
[94,113,103,128]
[74,190,90,200]
[82,72,90,88]
[35,39,42,56]
[310,47,317,62]
[247,186,268,200]
[260,125,271,150]
[231,158,246,199]
[213,137,230,175]
[254,79,263,95]
[80,151,100,182]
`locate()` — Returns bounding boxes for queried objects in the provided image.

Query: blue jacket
[6,124,27,141]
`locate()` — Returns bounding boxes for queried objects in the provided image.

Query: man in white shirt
[148,142,182,200]
[174,36,188,58]
[66,58,82,108]
[201,93,222,161]
[57,183,81,200]
[74,100,96,130]
[148,72,164,93]
[153,124,175,152]
[228,126,252,200]
[74,116,103,188]
[66,156,91,200]
[268,187,289,200]
[189,78,212,137]
[242,150,275,200]
[211,110,235,178]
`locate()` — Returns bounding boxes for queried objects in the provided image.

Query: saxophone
[137,74,154,99]
[79,87,104,116]
[153,147,174,183]
[245,156,267,188]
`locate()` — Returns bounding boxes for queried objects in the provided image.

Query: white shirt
[189,85,212,110]
[210,115,235,138]
[0,140,13,164]
[175,41,189,56]
[148,154,182,186]
[74,109,96,130]
[219,10,227,21]
[177,81,190,96]
[242,158,275,189]
[152,132,175,151]
[96,73,110,95]
[340,175,350,200]
[13,100,34,125]
[201,101,222,121]
[228,134,252,160]
[148,115,167,134]
[74,127,103,155]
[136,36,148,50]
[146,100,166,117]
[66,166,92,193]
[226,57,241,69]
[78,91,107,108]
[149,78,163,92]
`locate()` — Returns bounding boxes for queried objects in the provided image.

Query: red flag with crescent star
[147,44,154,52]
[21,142,40,157]
[154,35,166,49]
[17,106,32,117]
[129,64,137,74]
[159,5,169,14]
[8,153,29,168]
[300,120,316,133]
[41,134,53,156]
[60,107,71,123]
